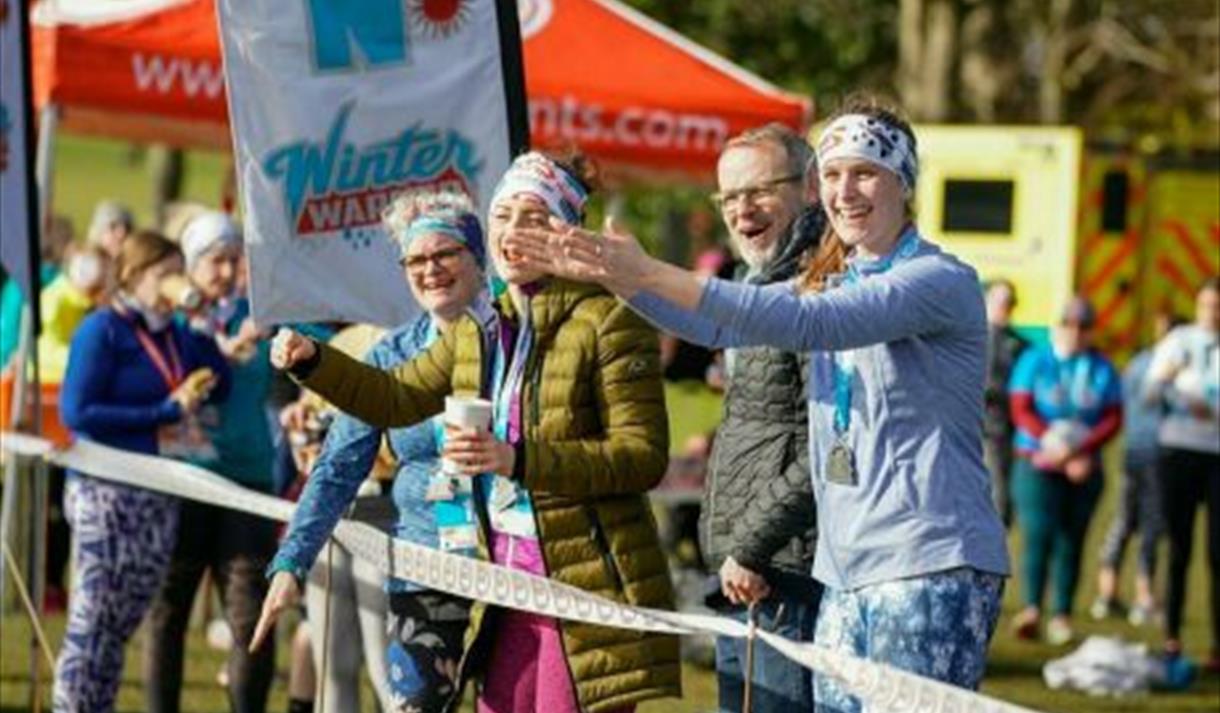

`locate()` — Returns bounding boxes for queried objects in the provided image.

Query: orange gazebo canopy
[32,0,811,180]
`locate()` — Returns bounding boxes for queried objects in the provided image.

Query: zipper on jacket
[530,508,587,711]
[528,350,543,429]
[704,442,723,561]
[586,505,626,592]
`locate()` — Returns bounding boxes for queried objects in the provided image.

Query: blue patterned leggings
[813,568,1004,713]
[53,475,179,712]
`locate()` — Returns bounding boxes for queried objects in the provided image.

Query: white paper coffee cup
[444,396,493,430]
[442,396,493,476]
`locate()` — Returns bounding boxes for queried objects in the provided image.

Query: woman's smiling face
[488,194,554,284]
[820,157,906,256]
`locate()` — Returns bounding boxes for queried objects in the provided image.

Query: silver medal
[826,441,856,485]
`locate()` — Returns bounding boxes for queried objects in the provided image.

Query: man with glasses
[700,123,824,712]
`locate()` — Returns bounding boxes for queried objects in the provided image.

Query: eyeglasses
[403,246,466,273]
[710,174,802,212]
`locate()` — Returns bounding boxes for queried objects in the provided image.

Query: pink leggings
[477,532,633,713]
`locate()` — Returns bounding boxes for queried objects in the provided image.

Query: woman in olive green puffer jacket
[279,152,681,713]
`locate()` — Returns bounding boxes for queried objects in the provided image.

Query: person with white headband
[267,151,682,713]
[500,96,1011,712]
[143,210,283,713]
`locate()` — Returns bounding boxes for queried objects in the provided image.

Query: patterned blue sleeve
[269,411,382,580]
[268,339,394,580]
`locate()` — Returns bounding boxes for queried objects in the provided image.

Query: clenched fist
[270,328,317,371]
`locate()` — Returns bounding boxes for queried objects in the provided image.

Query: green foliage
[625,0,898,112]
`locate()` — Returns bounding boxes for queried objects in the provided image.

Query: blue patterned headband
[490,152,589,225]
[816,114,919,194]
[400,212,486,268]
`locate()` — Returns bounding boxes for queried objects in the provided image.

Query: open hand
[502,216,650,297]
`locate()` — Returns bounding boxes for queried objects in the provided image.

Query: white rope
[0,431,1048,713]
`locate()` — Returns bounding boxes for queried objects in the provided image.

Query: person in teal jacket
[142,210,279,713]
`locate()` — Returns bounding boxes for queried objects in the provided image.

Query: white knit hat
[181,211,241,270]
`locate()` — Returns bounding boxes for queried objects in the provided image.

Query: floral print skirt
[385,589,471,713]
[812,567,1004,713]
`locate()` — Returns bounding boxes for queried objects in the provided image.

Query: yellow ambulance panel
[1075,149,1149,361]
[915,126,1083,336]
[1140,164,1220,333]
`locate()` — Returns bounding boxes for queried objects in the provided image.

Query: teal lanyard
[832,228,920,436]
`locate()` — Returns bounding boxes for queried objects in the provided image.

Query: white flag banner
[1,0,38,305]
[217,0,521,327]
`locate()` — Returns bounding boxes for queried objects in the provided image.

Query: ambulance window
[942,180,1014,234]
[1101,170,1129,233]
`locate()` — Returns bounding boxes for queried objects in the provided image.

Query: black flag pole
[494,0,530,156]
[14,1,49,707]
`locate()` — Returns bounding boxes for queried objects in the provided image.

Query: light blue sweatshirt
[629,228,1010,591]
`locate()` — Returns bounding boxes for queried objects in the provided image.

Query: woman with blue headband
[504,97,1011,712]
[256,190,488,712]
[266,151,681,713]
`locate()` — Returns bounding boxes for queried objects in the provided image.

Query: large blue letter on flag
[217,0,522,327]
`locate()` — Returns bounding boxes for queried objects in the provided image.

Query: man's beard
[736,226,787,272]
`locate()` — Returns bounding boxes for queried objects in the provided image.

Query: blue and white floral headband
[816,114,919,195]
[489,152,589,225]
[399,210,486,269]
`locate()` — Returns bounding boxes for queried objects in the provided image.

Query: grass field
[1,137,1217,711]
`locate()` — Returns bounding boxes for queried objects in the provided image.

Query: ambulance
[914,126,1219,363]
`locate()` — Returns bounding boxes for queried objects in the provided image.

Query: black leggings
[1159,446,1220,649]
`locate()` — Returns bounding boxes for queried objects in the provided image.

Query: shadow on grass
[984,657,1046,678]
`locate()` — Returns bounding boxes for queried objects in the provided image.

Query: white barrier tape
[0,431,1044,713]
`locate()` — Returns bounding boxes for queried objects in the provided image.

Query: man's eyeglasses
[403,246,466,273]
[710,174,802,212]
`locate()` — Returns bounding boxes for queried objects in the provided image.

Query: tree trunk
[898,0,925,114]
[898,0,958,121]
[148,145,184,229]
[920,0,958,121]
[1039,0,1074,123]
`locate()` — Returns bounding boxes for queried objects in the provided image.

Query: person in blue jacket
[501,94,1010,713]
[54,230,230,713]
[1008,297,1122,646]
[257,190,488,713]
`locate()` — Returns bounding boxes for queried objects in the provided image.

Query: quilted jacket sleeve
[295,327,455,429]
[726,351,817,571]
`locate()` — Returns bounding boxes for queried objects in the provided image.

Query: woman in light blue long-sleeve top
[504,97,1010,713]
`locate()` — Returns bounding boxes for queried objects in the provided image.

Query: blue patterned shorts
[813,567,1004,713]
